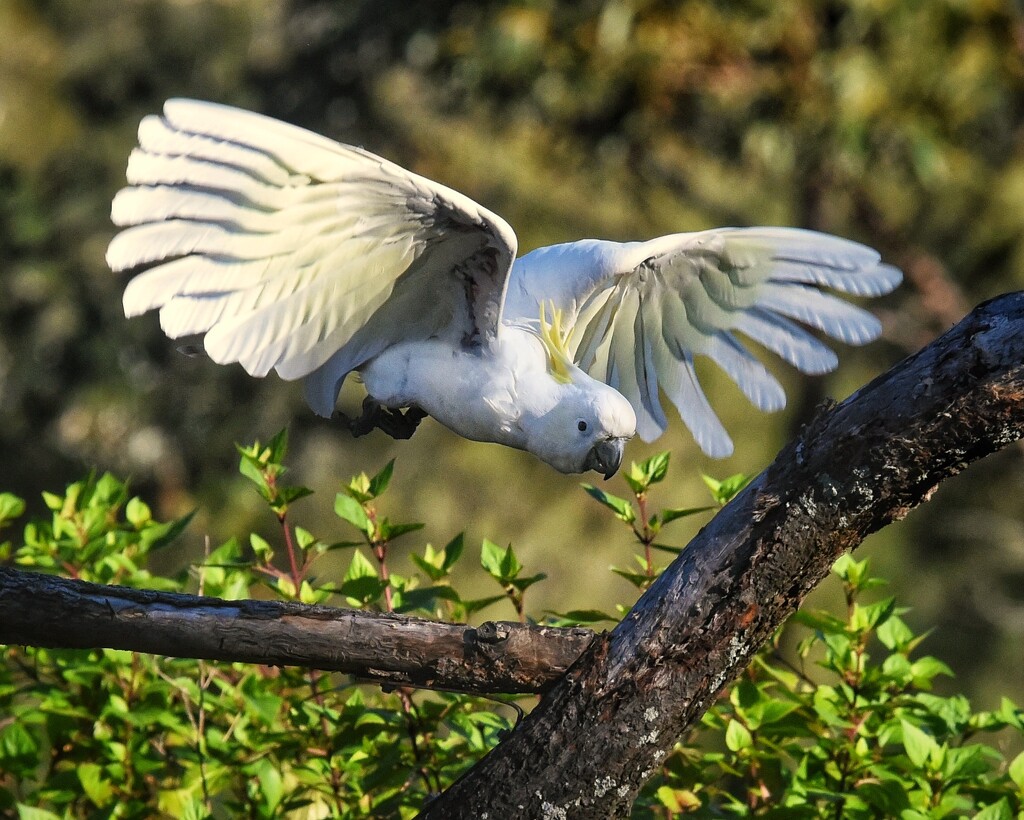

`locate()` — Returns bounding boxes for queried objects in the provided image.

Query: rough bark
[0,569,593,694]
[418,294,1024,819]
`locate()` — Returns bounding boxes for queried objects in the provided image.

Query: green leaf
[659,505,714,526]
[702,473,750,505]
[793,609,848,634]
[237,442,272,497]
[294,526,318,550]
[509,572,546,593]
[124,496,151,528]
[926,694,976,732]
[877,613,915,650]
[851,596,895,631]
[833,552,867,585]
[442,533,465,570]
[725,719,753,751]
[480,539,521,582]
[1007,750,1024,790]
[334,493,372,537]
[655,785,700,812]
[855,779,910,815]
[499,542,521,579]
[299,580,330,604]
[345,549,378,581]
[345,472,373,503]
[996,697,1024,729]
[16,807,62,820]
[480,538,504,577]
[624,452,670,493]
[730,679,761,724]
[267,427,289,464]
[249,533,273,563]
[377,519,424,542]
[394,585,462,613]
[462,594,506,615]
[545,609,617,625]
[581,484,635,523]
[973,799,1012,820]
[139,509,196,552]
[275,576,296,598]
[77,762,114,808]
[640,451,670,485]
[909,656,954,687]
[0,721,38,764]
[368,459,395,498]
[759,698,799,726]
[611,566,651,588]
[411,551,446,582]
[278,485,314,505]
[941,742,995,780]
[254,757,284,812]
[901,719,938,768]
[812,686,850,728]
[340,550,386,606]
[0,492,25,525]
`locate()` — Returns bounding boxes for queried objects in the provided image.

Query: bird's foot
[376,405,427,440]
[337,396,382,438]
[337,398,427,440]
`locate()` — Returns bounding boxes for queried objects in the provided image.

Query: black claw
[377,406,427,440]
[337,397,382,438]
[337,400,427,440]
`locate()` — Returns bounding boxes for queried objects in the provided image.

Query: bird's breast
[361,336,536,447]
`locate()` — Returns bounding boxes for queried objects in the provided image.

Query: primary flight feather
[108,99,901,478]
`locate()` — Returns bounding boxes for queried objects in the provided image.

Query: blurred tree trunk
[419,291,1024,819]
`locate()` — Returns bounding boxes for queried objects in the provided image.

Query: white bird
[107,99,901,478]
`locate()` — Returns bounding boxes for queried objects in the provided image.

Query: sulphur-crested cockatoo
[107,100,901,478]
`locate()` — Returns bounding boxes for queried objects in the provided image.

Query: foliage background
[3,453,1022,817]
[1,0,1023,707]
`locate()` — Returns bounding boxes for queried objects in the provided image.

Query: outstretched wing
[508,228,900,456]
[107,99,517,415]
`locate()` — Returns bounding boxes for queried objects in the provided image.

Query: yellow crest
[539,302,575,385]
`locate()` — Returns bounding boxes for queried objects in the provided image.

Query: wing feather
[109,99,517,414]
[756,282,881,344]
[507,227,900,451]
[732,309,838,375]
[633,294,668,439]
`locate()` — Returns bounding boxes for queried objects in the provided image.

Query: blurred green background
[2,0,1023,705]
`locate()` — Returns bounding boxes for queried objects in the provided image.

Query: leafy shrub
[1,431,1021,818]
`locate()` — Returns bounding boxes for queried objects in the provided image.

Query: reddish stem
[366,507,394,612]
[280,514,302,591]
[635,493,654,579]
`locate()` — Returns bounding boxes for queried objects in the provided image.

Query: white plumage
[108,99,901,475]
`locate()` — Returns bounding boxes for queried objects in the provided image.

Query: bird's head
[524,373,637,478]
[521,303,636,477]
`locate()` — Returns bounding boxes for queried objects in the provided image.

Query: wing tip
[875,262,903,294]
[121,280,152,318]
[698,434,734,459]
[106,231,135,273]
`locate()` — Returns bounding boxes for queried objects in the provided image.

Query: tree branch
[0,569,593,694]
[419,292,1024,818]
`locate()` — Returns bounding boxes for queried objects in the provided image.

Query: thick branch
[0,569,592,694]
[421,293,1024,818]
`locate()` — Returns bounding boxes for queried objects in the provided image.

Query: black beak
[586,437,625,480]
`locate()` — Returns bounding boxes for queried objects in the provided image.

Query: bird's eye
[577,420,588,432]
